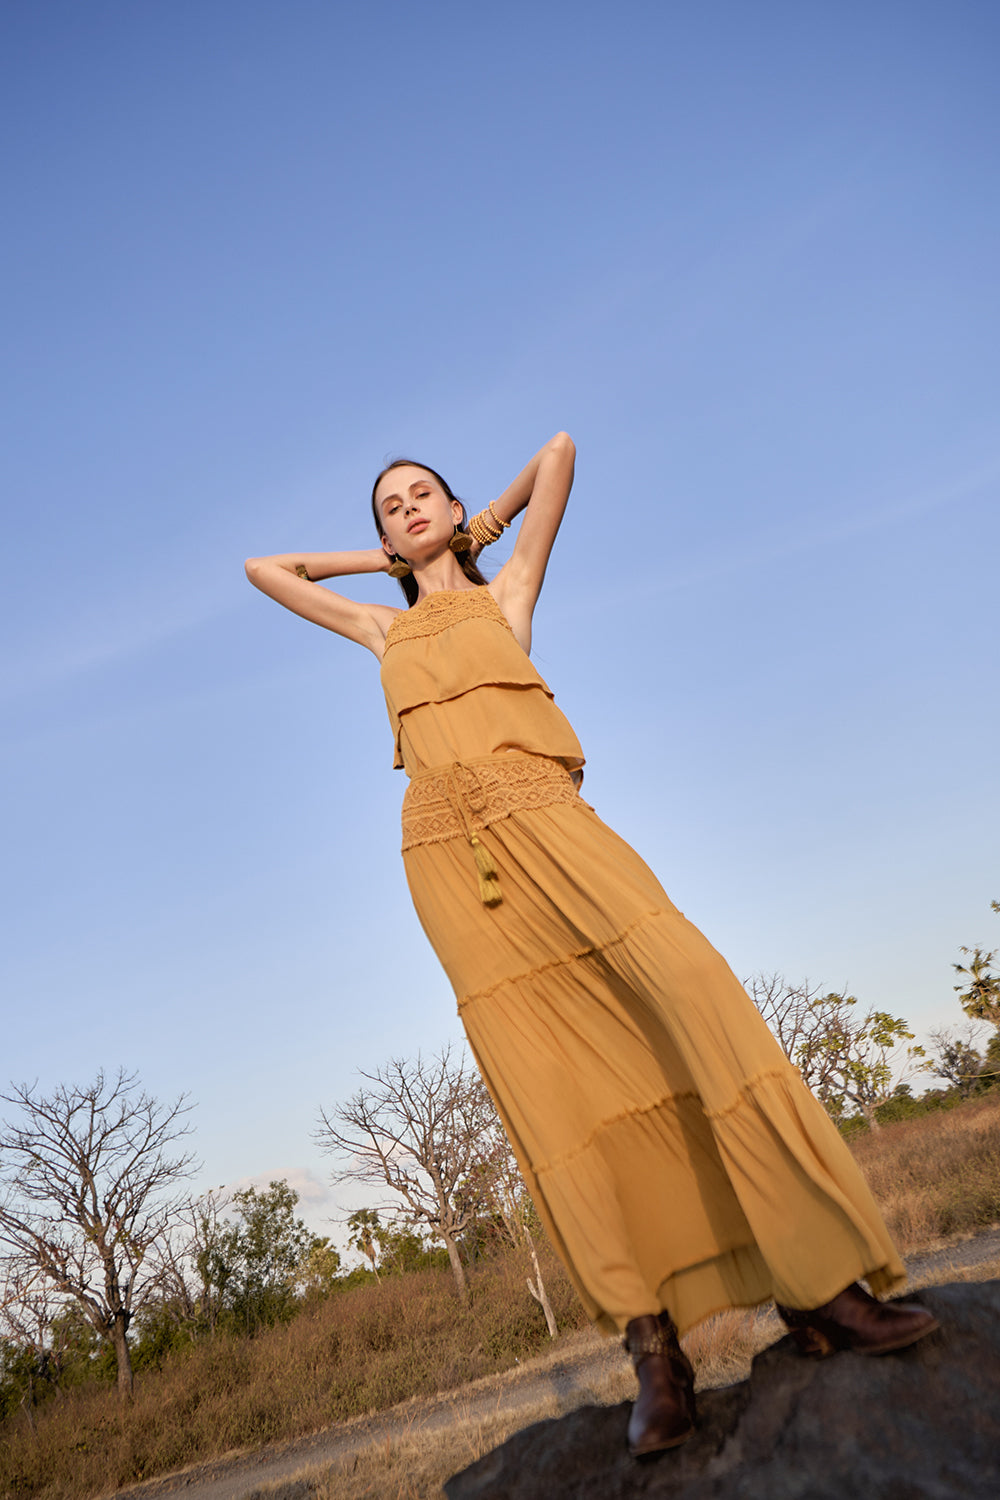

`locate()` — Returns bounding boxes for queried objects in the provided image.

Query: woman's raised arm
[488,432,576,644]
[244,547,399,656]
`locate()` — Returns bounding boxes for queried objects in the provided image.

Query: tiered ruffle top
[380,587,585,777]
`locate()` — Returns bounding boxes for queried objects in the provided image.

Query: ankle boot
[623,1311,697,1458]
[776,1282,939,1357]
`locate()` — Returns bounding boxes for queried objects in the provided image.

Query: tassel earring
[387,554,412,578]
[449,526,473,554]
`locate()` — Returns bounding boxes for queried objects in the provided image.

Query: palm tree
[954,945,1000,1028]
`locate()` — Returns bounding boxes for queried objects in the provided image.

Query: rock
[444,1282,1000,1499]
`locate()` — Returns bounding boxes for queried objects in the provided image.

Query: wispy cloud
[547,455,1000,626]
[224,1165,335,1211]
[660,457,1000,596]
[0,577,243,704]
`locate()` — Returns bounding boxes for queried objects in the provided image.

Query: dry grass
[245,1406,550,1500]
[2,1096,999,1500]
[250,1257,1000,1500]
[0,1251,588,1500]
[252,1258,1000,1500]
[240,1311,786,1500]
[851,1095,1000,1252]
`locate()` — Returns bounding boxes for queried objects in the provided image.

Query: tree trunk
[525,1230,558,1338]
[111,1315,134,1399]
[442,1232,469,1302]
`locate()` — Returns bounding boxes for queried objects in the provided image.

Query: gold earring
[449,526,473,554]
[387,554,412,578]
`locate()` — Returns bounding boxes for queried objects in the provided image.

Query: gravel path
[108,1230,1000,1500]
[903,1225,1000,1280]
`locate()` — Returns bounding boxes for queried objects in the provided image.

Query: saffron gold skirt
[401,754,905,1336]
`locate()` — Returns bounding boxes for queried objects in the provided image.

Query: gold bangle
[487,501,510,531]
[468,510,503,546]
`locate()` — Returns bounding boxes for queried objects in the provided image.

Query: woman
[245,433,936,1457]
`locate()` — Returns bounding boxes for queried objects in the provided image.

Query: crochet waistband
[401,754,583,906]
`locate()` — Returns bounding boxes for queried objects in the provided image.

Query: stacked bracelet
[467,502,511,547]
[468,512,501,546]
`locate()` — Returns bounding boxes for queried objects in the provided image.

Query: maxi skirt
[401,754,905,1337]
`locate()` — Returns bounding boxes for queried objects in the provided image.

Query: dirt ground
[108,1228,1000,1500]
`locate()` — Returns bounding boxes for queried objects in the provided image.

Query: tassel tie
[446,762,503,908]
[401,752,582,907]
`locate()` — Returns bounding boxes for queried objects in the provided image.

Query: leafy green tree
[796,994,922,1130]
[378,1222,440,1274]
[748,977,922,1131]
[297,1238,342,1299]
[345,1207,440,1277]
[208,1181,322,1335]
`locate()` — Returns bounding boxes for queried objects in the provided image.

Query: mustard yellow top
[379,587,585,776]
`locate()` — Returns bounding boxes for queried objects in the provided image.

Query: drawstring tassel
[470,834,503,907]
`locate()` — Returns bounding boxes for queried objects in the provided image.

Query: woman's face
[374,465,462,561]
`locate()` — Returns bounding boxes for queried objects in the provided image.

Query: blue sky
[2,1,998,1240]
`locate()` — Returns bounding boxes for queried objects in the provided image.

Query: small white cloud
[224,1166,336,1216]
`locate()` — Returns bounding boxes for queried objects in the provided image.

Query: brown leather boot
[775,1282,940,1357]
[623,1312,697,1458]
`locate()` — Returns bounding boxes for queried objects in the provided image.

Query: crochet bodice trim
[383,587,512,652]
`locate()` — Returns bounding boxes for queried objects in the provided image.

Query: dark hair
[370,458,489,607]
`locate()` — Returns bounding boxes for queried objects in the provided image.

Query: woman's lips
[407,518,429,533]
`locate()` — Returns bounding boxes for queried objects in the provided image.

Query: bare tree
[923,1023,990,1099]
[747,974,856,1102]
[148,1186,229,1335]
[745,974,826,1075]
[0,1069,196,1397]
[315,1047,495,1301]
[462,1107,559,1337]
[1,1256,65,1423]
